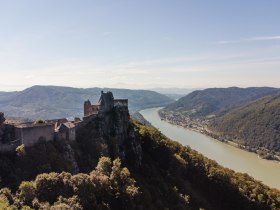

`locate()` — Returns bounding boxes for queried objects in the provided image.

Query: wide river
[140,107,280,190]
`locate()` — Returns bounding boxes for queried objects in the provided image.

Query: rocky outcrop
[0,112,6,142]
[100,106,142,167]
[0,113,19,153]
[76,106,142,168]
[131,111,153,127]
[62,144,79,174]
[0,112,5,124]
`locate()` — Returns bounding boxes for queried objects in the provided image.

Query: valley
[2,1,280,209]
[140,107,280,190]
[160,87,280,161]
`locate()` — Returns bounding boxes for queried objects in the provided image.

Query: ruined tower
[83,91,128,118]
[84,100,92,116]
[98,91,114,112]
[84,99,100,117]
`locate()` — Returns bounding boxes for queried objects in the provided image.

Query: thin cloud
[216,35,280,45]
[250,36,280,41]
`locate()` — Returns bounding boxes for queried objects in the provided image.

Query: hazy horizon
[0,84,279,93]
[1,1,280,90]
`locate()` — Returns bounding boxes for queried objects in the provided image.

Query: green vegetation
[0,140,73,190]
[0,157,139,210]
[0,120,279,209]
[0,85,173,119]
[163,87,279,118]
[161,87,280,157]
[134,121,280,210]
[210,93,280,155]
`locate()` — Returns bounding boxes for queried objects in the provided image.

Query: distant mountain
[210,93,280,153]
[163,87,280,118]
[150,88,199,100]
[0,86,173,119]
[150,87,199,95]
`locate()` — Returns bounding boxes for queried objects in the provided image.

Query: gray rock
[0,112,6,142]
[63,144,79,174]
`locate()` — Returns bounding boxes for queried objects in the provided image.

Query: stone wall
[15,124,54,147]
[114,99,128,107]
[57,126,76,141]
[84,100,99,116]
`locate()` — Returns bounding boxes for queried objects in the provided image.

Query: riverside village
[0,91,128,153]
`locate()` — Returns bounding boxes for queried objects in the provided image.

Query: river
[140,107,280,190]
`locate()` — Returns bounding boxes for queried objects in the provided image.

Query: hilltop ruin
[0,91,129,153]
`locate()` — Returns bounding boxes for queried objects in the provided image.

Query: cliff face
[0,112,5,142]
[76,106,142,169]
[62,143,79,174]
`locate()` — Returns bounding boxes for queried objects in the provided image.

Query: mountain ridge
[0,85,173,119]
[163,87,280,118]
[160,87,280,158]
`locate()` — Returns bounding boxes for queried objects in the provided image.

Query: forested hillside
[210,93,280,154]
[163,87,279,118]
[160,87,280,157]
[0,120,279,210]
[0,86,173,119]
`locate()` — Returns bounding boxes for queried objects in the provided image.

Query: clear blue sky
[0,0,280,90]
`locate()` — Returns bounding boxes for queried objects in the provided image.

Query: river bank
[158,109,280,163]
[140,107,280,189]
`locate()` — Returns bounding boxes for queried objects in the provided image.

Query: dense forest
[0,120,279,209]
[210,93,280,155]
[163,87,279,118]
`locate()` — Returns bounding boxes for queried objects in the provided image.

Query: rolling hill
[0,85,173,119]
[163,87,279,118]
[210,92,280,154]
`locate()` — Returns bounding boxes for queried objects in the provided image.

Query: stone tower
[98,91,114,112]
[84,100,92,117]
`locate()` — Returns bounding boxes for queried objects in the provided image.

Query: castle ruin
[0,91,129,152]
[84,91,128,116]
